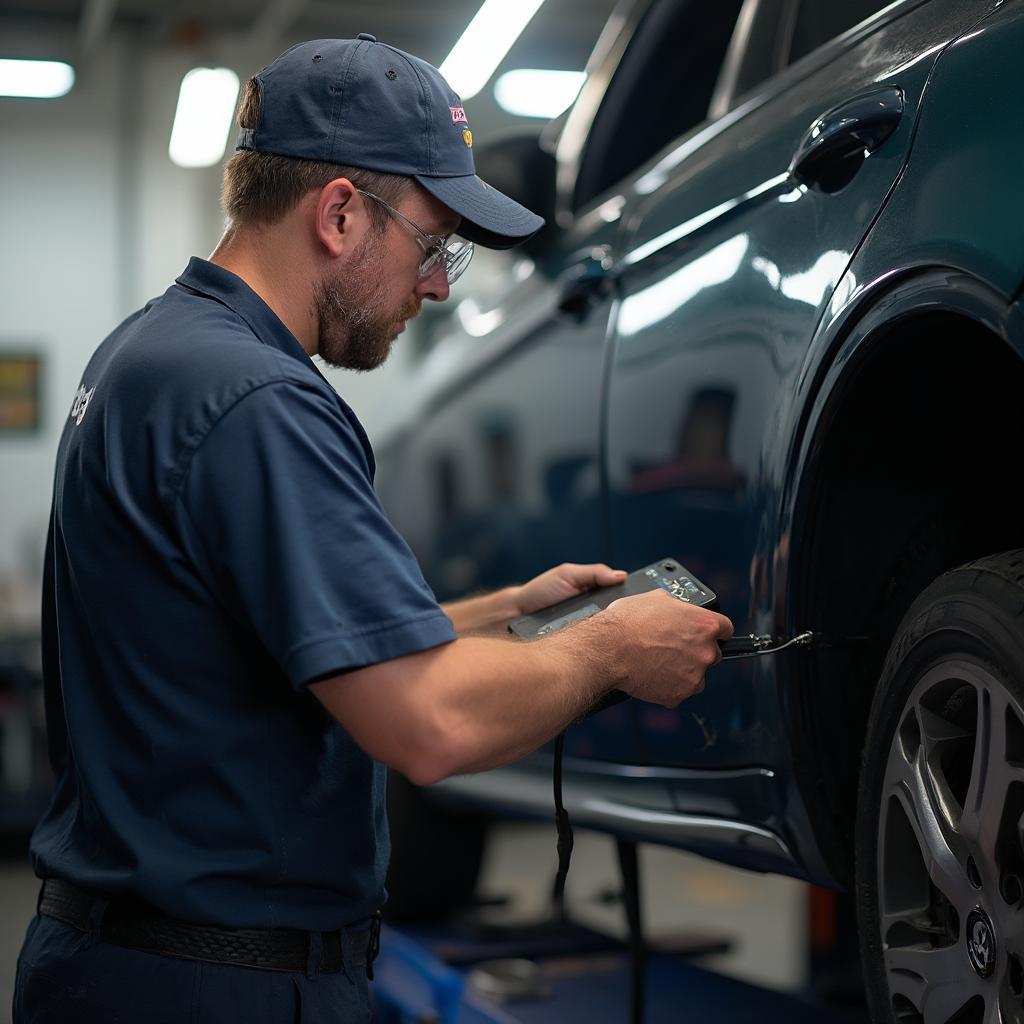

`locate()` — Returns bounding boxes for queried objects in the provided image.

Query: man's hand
[603,590,733,708]
[514,562,627,616]
[443,562,627,634]
[315,566,733,783]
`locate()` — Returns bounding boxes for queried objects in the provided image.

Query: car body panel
[379,0,1024,887]
[781,0,1024,645]
[603,5,940,778]
[434,760,797,875]
[823,0,1024,306]
[598,0,1000,827]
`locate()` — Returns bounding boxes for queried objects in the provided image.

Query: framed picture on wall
[0,352,43,433]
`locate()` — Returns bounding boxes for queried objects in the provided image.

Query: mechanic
[13,35,732,1024]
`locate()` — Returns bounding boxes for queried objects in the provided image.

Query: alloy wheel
[878,658,1024,1024]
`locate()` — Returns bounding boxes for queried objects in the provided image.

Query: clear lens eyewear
[357,189,474,285]
[420,236,474,284]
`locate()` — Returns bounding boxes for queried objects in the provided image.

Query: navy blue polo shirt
[31,257,456,930]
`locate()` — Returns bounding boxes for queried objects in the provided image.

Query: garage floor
[0,821,834,1022]
[472,822,812,992]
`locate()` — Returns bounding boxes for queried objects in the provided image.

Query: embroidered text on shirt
[70,384,95,426]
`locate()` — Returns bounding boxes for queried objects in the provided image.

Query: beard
[313,231,420,371]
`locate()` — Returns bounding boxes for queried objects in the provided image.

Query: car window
[714,0,790,116]
[573,0,744,213]
[786,0,896,64]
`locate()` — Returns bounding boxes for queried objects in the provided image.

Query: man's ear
[314,177,365,258]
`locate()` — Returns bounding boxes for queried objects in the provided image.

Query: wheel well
[793,310,1024,884]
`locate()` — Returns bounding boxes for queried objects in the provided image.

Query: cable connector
[719,631,816,659]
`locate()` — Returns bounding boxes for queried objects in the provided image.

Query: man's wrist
[500,584,525,620]
[443,585,524,633]
[480,586,523,628]
[544,611,626,705]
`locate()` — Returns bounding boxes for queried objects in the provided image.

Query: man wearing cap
[14,35,730,1023]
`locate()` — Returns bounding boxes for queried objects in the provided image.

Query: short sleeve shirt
[30,257,456,930]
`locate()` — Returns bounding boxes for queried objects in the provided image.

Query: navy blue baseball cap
[235,35,545,250]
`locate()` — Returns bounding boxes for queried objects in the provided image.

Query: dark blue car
[376,0,1024,1018]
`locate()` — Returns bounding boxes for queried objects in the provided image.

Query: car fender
[772,263,1024,883]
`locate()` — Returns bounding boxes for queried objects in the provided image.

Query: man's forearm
[313,585,729,786]
[423,625,623,776]
[311,618,625,785]
[442,586,522,634]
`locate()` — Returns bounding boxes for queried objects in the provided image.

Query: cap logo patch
[463,128,473,148]
[450,105,468,124]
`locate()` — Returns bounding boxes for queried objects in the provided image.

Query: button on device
[357,32,377,42]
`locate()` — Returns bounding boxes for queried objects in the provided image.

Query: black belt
[39,878,381,977]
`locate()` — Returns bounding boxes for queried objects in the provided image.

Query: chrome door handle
[790,86,905,193]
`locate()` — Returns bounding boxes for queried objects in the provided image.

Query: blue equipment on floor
[371,919,867,1024]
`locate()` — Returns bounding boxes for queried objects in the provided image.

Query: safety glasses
[357,189,474,285]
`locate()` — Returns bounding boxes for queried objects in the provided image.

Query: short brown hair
[221,76,410,228]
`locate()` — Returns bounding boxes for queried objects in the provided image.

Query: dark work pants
[13,914,372,1023]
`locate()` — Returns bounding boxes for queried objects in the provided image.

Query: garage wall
[0,30,416,629]
[0,36,124,625]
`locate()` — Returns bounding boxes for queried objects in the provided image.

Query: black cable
[547,630,817,1017]
[551,730,574,924]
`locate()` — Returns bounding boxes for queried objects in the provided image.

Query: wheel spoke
[885,942,979,1024]
[982,995,1007,1024]
[886,746,972,911]
[881,904,934,940]
[961,687,1020,869]
[918,703,972,748]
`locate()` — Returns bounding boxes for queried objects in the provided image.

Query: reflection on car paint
[625,174,789,268]
[618,235,751,336]
[375,0,1020,889]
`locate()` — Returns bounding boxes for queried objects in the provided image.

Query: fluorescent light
[168,67,240,169]
[494,69,585,119]
[440,0,546,100]
[0,59,74,98]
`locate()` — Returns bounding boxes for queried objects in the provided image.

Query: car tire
[856,550,1024,1023]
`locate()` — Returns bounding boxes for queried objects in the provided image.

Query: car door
[378,0,744,774]
[601,0,997,793]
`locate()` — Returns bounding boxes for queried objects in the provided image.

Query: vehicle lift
[371,835,864,1024]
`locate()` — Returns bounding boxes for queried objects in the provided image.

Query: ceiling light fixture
[168,67,240,169]
[440,0,547,101]
[494,69,586,119]
[0,59,75,99]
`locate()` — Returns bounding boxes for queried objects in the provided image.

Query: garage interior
[7,0,1014,1021]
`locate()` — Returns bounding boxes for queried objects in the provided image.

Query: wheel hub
[966,908,996,979]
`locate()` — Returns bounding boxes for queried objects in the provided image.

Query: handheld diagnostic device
[508,558,718,639]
